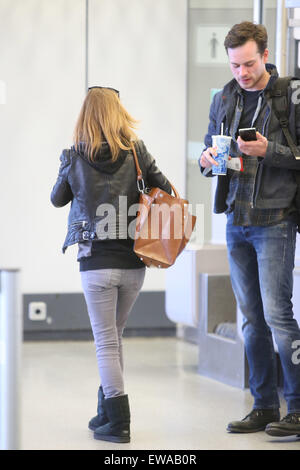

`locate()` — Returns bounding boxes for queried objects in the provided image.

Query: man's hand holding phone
[238,128,268,157]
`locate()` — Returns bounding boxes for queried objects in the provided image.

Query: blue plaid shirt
[226,156,291,226]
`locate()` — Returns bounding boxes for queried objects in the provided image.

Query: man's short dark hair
[224,21,268,55]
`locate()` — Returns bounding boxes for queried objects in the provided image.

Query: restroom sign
[196,25,230,65]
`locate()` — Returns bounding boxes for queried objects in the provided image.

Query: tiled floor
[20,337,300,450]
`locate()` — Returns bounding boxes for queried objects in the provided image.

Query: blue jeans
[226,213,300,413]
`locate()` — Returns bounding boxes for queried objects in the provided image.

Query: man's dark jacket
[201,64,300,214]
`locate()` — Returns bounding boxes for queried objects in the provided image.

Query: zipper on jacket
[250,163,260,208]
[70,220,88,228]
[250,102,270,208]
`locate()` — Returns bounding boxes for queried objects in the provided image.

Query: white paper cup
[212,135,231,175]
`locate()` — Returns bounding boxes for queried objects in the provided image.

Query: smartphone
[239,127,257,141]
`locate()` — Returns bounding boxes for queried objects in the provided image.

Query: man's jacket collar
[222,63,279,100]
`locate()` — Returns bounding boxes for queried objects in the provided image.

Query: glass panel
[187,0,254,243]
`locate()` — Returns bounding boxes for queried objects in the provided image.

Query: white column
[276,0,288,76]
[253,0,263,23]
[0,269,22,450]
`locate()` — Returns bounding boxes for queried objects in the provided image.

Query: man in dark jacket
[199,21,300,437]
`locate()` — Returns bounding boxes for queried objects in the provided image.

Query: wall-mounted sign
[286,0,300,8]
[196,25,230,65]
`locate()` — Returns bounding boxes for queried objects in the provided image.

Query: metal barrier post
[0,269,22,450]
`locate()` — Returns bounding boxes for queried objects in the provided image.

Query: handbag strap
[131,142,146,193]
[130,141,180,198]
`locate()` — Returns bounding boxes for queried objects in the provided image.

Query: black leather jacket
[51,140,171,253]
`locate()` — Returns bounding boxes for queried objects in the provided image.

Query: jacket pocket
[255,166,297,208]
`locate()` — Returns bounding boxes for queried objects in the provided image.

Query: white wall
[0,0,187,294]
[0,0,86,294]
[88,0,187,291]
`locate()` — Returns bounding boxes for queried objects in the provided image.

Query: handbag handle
[131,142,145,193]
[131,142,180,198]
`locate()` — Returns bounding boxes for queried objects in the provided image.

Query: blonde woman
[51,87,171,443]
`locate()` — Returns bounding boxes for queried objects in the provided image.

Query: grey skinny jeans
[81,268,146,399]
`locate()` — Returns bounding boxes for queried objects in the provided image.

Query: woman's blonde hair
[73,88,139,161]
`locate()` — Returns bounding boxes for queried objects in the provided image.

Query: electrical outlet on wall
[28,302,47,321]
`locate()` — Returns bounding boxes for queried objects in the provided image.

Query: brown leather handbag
[131,143,196,268]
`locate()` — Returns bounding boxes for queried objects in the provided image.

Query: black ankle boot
[94,394,130,443]
[88,386,109,431]
[227,408,280,433]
